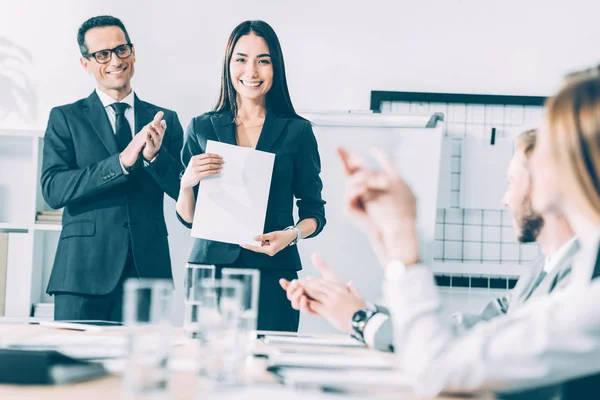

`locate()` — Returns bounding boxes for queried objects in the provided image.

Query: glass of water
[196,279,245,389]
[221,268,260,346]
[184,263,215,338]
[122,278,173,397]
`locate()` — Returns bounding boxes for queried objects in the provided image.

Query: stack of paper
[262,332,408,394]
[36,211,62,225]
[268,353,393,370]
[278,368,411,391]
[263,334,364,348]
[4,333,127,360]
[32,303,54,319]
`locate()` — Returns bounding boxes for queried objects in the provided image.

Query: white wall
[4,0,600,129]
[2,0,600,330]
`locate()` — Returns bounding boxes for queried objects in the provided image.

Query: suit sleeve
[41,107,129,210]
[293,121,326,238]
[143,111,184,200]
[384,265,600,396]
[363,313,395,352]
[452,296,509,331]
[176,118,205,229]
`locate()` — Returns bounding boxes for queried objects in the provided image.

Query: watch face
[352,309,368,324]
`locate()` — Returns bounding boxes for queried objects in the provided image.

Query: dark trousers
[53,254,138,322]
[216,258,300,332]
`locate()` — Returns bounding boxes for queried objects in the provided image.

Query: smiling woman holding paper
[175,20,326,332]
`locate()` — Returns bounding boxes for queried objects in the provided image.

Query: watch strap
[351,308,376,342]
[284,225,301,246]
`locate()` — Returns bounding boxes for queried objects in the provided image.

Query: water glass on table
[122,278,173,397]
[221,268,260,349]
[183,263,216,338]
[195,279,246,389]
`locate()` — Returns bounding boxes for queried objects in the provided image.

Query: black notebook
[0,349,108,385]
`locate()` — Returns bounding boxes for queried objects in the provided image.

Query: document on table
[276,368,411,390]
[191,140,275,246]
[263,334,365,348]
[268,353,394,370]
[4,334,127,359]
[3,333,186,360]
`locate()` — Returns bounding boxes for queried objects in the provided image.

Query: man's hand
[337,147,380,239]
[119,127,148,169]
[296,278,367,334]
[280,254,345,315]
[142,111,166,161]
[339,147,420,266]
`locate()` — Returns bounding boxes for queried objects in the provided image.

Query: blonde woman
[299,74,600,398]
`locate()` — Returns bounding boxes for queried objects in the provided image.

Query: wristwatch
[283,225,302,246]
[351,306,377,342]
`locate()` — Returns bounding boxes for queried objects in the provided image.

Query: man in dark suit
[41,15,183,321]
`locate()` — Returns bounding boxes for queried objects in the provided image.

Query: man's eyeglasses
[85,43,133,64]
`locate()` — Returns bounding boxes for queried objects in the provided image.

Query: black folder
[0,349,107,385]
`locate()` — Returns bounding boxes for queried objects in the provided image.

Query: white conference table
[0,323,494,399]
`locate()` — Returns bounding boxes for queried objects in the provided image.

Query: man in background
[41,15,183,321]
[281,128,578,353]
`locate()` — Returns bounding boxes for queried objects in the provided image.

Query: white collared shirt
[543,236,578,273]
[383,233,600,397]
[95,88,136,139]
[95,88,136,174]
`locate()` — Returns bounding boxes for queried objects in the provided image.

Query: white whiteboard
[460,137,514,210]
[296,112,445,333]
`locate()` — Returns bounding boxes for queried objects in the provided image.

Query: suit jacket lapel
[531,266,560,300]
[592,240,600,280]
[81,91,119,155]
[509,256,546,310]
[527,239,580,299]
[542,239,580,293]
[256,110,289,152]
[134,94,155,135]
[210,111,237,146]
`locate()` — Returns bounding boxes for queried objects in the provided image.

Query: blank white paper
[263,334,365,348]
[279,368,411,389]
[268,353,394,370]
[191,140,275,246]
[460,137,513,210]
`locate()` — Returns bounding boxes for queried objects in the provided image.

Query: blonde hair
[563,64,600,85]
[546,74,600,220]
[515,128,537,158]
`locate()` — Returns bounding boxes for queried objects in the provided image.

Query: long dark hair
[213,20,300,119]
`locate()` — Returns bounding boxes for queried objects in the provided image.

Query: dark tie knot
[110,102,130,116]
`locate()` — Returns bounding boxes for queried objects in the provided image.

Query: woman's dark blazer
[177,110,326,271]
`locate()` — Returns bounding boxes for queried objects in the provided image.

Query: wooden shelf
[0,223,29,232]
[33,223,62,232]
[0,127,58,317]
